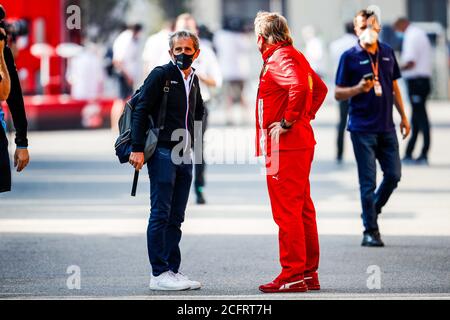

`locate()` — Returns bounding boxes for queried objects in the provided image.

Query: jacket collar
[169,61,196,82]
[355,41,381,54]
[262,41,291,62]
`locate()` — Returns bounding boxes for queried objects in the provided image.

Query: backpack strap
[156,79,170,130]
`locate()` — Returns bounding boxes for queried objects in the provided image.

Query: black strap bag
[114,70,170,195]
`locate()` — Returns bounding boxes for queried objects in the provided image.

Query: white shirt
[142,29,172,76]
[192,42,223,102]
[176,63,195,153]
[67,45,104,100]
[401,25,433,79]
[304,36,326,75]
[177,63,195,98]
[329,33,358,75]
[113,30,143,85]
[214,29,251,81]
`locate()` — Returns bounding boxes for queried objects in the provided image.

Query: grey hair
[254,11,293,45]
[169,30,200,51]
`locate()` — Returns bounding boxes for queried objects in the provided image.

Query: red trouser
[266,148,320,281]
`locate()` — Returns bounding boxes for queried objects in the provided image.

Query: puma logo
[280,280,305,290]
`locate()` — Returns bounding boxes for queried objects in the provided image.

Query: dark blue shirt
[335,42,401,133]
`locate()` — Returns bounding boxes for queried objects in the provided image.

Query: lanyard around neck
[367,50,380,81]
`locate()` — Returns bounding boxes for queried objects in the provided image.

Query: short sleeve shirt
[335,42,401,133]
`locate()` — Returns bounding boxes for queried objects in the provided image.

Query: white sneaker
[171,271,202,290]
[149,271,190,291]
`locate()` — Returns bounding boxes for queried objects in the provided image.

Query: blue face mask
[395,31,405,40]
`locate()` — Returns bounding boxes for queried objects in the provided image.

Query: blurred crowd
[68,15,258,127]
[64,11,435,166]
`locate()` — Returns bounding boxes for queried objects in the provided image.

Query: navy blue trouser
[350,131,402,232]
[147,147,192,276]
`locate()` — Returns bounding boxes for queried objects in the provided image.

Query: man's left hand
[269,122,289,144]
[400,117,411,140]
[14,148,30,172]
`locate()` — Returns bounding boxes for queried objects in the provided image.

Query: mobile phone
[363,73,374,81]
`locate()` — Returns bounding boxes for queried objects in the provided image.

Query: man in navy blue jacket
[129,30,204,291]
[335,10,410,247]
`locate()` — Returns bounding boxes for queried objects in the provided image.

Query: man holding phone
[335,9,410,247]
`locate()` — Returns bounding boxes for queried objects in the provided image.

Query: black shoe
[402,156,414,165]
[362,231,385,247]
[196,191,206,205]
[415,156,429,166]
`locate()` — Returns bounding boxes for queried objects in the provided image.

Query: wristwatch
[280,118,292,130]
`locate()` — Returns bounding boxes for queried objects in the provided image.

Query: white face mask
[359,28,378,45]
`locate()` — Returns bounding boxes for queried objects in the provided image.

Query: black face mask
[174,52,195,70]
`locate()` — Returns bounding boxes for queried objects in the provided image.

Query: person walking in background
[142,20,174,77]
[66,38,105,101]
[394,17,433,165]
[174,13,223,204]
[335,10,410,247]
[302,25,326,78]
[0,23,30,193]
[110,24,143,130]
[254,12,328,293]
[329,22,358,163]
[214,18,251,125]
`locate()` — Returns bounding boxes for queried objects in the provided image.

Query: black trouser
[194,104,208,190]
[0,127,11,193]
[405,77,431,159]
[117,73,134,100]
[337,100,349,161]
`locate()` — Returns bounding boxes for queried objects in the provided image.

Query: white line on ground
[1,218,450,236]
[3,293,450,300]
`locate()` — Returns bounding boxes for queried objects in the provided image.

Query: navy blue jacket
[335,42,401,133]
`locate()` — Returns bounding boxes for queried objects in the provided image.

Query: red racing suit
[255,42,328,281]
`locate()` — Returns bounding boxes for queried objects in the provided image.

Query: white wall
[190,0,222,31]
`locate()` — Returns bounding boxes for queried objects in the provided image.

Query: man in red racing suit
[254,12,328,293]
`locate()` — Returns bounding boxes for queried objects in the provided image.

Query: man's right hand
[129,152,145,171]
[357,78,374,94]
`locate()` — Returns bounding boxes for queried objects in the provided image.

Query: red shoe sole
[259,287,308,293]
[306,285,321,291]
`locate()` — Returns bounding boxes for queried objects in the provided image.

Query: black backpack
[114,68,171,196]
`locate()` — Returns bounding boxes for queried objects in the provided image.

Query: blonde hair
[254,11,293,45]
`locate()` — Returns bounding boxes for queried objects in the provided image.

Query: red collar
[262,41,291,62]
